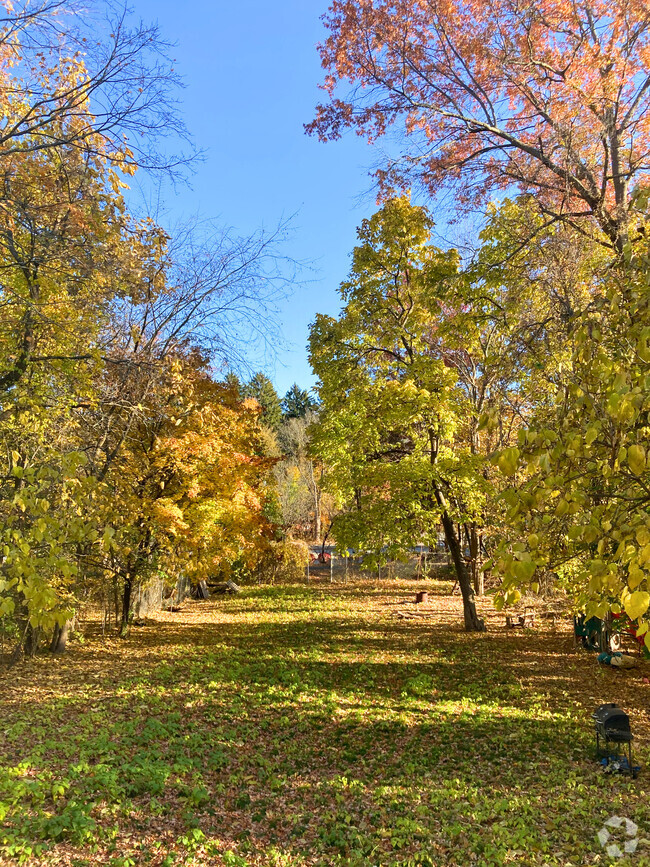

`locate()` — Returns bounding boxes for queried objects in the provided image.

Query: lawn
[1,579,650,866]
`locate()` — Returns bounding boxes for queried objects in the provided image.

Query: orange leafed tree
[308,0,650,250]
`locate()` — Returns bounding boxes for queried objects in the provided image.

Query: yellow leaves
[555,498,569,517]
[639,543,650,566]
[622,589,650,621]
[637,329,650,363]
[513,559,536,582]
[627,560,645,590]
[150,501,186,535]
[636,526,650,547]
[606,391,637,424]
[628,444,646,475]
[497,446,520,476]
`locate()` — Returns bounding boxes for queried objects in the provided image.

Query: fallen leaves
[0,579,649,866]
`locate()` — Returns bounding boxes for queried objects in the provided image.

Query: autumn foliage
[0,3,282,659]
[309,0,650,248]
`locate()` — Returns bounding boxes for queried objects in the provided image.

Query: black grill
[592,703,633,742]
[592,703,636,776]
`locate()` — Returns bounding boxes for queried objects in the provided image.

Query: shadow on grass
[1,584,647,866]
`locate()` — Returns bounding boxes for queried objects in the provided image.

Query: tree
[309,0,650,250]
[492,237,650,640]
[243,373,283,430]
[456,197,607,591]
[0,152,290,655]
[224,372,242,397]
[96,354,275,635]
[0,131,141,656]
[0,0,190,172]
[310,197,487,630]
[73,221,292,635]
[281,384,318,419]
[309,0,650,635]
[275,411,328,540]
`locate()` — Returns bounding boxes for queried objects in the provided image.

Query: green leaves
[493,246,650,631]
[497,448,520,476]
[309,197,494,580]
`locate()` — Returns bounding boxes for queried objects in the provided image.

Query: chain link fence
[306,549,453,582]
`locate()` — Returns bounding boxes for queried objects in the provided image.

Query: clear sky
[128,0,380,398]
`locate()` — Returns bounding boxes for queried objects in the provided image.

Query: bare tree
[0,0,192,171]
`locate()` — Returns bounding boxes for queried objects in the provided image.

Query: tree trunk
[113,576,120,628]
[428,429,484,631]
[9,620,29,666]
[309,459,322,541]
[24,624,40,656]
[466,523,484,596]
[314,493,321,543]
[50,619,72,654]
[120,574,133,637]
[439,508,485,632]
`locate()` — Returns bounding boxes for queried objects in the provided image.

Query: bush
[258,538,309,583]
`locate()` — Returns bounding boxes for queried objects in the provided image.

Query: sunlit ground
[2,579,650,866]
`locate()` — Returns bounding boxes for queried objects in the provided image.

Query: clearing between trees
[1,580,649,866]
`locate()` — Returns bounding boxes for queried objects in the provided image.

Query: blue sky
[129,0,380,398]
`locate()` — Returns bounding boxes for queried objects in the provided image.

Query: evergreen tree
[282,384,317,419]
[243,373,283,430]
[224,371,242,397]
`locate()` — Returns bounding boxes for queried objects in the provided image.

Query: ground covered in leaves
[2,579,650,866]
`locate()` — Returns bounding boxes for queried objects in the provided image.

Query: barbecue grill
[592,703,636,776]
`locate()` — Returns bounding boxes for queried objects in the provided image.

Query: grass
[1,579,650,866]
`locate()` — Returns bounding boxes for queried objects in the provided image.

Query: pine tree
[243,373,283,430]
[282,384,317,419]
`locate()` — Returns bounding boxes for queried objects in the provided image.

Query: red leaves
[309,0,650,245]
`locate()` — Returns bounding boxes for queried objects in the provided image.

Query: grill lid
[592,703,632,741]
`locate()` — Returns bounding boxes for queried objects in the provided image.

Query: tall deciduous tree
[492,234,650,640]
[96,353,274,635]
[310,197,486,631]
[309,0,650,250]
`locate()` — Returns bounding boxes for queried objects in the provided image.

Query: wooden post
[330,553,333,582]
[345,554,348,583]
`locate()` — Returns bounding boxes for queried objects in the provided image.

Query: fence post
[330,552,333,583]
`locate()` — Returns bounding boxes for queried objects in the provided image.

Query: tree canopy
[309,0,650,250]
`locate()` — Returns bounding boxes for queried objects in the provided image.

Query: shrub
[258,538,309,583]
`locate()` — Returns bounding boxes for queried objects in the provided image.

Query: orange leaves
[310,0,650,246]
[115,359,276,583]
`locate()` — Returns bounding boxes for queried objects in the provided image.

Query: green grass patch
[1,580,649,865]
